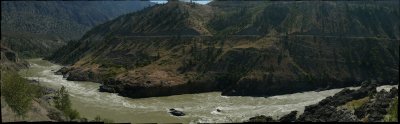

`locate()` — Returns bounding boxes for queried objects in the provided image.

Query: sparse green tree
[54,86,80,121]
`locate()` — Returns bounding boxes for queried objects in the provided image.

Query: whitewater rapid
[19,58,398,123]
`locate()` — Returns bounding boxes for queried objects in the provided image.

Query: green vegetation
[384,97,398,122]
[1,71,43,117]
[53,86,80,121]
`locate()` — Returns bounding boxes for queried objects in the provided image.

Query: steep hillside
[0,43,29,71]
[79,2,213,41]
[208,1,400,38]
[1,1,154,58]
[49,1,399,98]
[1,32,65,58]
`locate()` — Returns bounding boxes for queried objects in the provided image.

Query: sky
[150,0,211,5]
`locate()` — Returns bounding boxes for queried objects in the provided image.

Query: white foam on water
[24,61,149,110]
[377,85,398,92]
[221,96,230,99]
[21,59,399,123]
[210,110,221,115]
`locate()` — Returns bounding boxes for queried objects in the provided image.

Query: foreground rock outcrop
[247,82,399,122]
[354,88,398,122]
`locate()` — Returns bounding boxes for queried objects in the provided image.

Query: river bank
[19,58,398,123]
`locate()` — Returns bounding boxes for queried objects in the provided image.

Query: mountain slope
[208,1,399,38]
[80,2,213,41]
[1,1,154,58]
[0,43,29,71]
[49,1,399,98]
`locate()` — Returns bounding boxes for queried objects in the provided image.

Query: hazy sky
[150,0,211,5]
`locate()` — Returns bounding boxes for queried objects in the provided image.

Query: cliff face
[49,1,399,98]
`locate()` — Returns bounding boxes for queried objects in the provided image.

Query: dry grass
[343,97,369,110]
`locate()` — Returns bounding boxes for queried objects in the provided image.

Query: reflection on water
[19,58,398,123]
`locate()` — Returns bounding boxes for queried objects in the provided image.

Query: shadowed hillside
[1,1,154,58]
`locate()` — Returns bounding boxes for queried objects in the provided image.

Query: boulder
[169,108,185,116]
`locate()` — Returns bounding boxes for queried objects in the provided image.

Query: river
[18,58,398,123]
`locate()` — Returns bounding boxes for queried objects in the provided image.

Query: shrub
[1,71,34,117]
[53,86,80,121]
[66,109,80,120]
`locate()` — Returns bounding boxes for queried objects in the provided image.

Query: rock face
[354,87,398,122]
[296,82,398,122]
[247,83,398,122]
[297,82,377,122]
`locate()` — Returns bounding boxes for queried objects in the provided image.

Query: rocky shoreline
[247,82,399,122]
[55,67,220,98]
[55,65,398,99]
